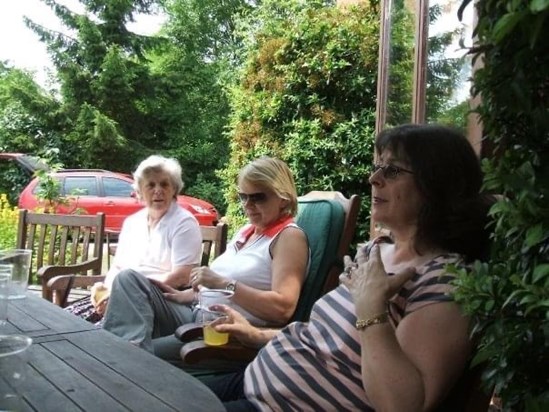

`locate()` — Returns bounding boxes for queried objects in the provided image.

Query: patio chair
[175,191,361,366]
[47,222,228,307]
[16,209,105,305]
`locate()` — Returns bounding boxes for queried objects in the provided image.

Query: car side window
[103,177,133,197]
[32,177,61,195]
[64,177,98,196]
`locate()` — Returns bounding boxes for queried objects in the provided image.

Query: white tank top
[209,220,298,326]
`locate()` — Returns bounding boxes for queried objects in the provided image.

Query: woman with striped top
[203,124,493,411]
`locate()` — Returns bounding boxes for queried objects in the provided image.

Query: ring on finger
[343,264,356,278]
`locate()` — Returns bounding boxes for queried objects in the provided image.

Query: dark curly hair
[375,124,494,262]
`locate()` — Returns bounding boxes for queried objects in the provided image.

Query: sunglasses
[237,192,269,204]
[372,163,414,179]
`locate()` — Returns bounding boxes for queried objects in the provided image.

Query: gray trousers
[102,269,194,353]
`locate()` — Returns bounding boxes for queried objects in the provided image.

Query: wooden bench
[16,209,105,305]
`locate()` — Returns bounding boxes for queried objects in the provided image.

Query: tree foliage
[151,0,254,211]
[23,0,166,171]
[0,63,62,202]
[452,1,549,410]
[219,0,463,240]
[0,0,473,221]
[221,0,381,238]
[0,0,242,212]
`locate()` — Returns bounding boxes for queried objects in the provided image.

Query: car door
[101,176,143,232]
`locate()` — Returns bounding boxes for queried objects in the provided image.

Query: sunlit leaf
[533,264,549,283]
[530,0,549,12]
[492,12,525,43]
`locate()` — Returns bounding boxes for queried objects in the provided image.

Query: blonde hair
[133,155,184,199]
[238,156,298,216]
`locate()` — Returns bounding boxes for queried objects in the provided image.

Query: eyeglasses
[238,192,269,204]
[372,164,414,179]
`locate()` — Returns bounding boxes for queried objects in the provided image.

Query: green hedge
[452,1,549,410]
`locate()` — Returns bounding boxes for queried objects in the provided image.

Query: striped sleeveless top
[244,252,464,411]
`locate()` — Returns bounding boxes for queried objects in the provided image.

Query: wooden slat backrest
[16,210,105,286]
[199,223,229,266]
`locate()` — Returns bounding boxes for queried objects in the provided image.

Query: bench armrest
[38,259,103,303]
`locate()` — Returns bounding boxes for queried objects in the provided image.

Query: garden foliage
[0,194,18,250]
[0,0,235,213]
[219,0,466,239]
[452,1,549,410]
[221,0,384,238]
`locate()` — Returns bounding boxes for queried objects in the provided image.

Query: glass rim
[199,289,234,298]
[0,249,32,254]
[0,335,33,358]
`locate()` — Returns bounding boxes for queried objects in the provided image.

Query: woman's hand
[209,304,273,348]
[340,244,415,318]
[189,266,226,291]
[149,279,196,305]
[90,282,110,316]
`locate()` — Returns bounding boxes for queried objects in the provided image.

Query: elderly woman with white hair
[67,155,202,324]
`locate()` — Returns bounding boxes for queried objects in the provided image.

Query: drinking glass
[0,265,11,326]
[0,334,33,410]
[198,289,233,346]
[0,249,32,299]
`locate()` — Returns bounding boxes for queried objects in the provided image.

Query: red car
[17,167,219,232]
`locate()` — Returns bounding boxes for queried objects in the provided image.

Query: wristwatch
[225,279,237,292]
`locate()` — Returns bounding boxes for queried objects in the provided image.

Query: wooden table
[3,294,97,338]
[1,295,225,412]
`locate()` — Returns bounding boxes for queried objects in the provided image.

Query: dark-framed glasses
[238,192,269,204]
[372,164,414,179]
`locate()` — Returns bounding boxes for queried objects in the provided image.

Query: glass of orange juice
[199,289,233,346]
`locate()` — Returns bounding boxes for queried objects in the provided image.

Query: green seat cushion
[292,198,345,321]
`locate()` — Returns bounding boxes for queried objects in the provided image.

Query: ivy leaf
[530,0,549,13]
[519,294,538,305]
[524,299,549,316]
[492,12,525,43]
[528,13,547,48]
[533,264,549,283]
[525,224,544,247]
[503,289,522,308]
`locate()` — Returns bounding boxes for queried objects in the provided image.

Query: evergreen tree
[24,0,166,171]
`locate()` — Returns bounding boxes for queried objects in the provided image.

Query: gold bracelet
[355,312,389,330]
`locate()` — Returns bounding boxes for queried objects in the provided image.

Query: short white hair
[133,155,184,198]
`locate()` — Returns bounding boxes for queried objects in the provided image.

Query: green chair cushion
[292,198,345,321]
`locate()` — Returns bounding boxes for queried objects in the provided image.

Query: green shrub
[453,1,549,410]
[0,194,19,250]
[221,0,387,242]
